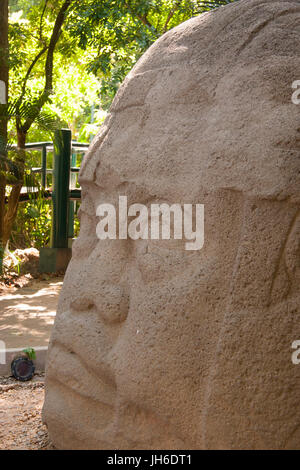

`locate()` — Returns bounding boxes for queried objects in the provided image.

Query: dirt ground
[0,256,63,450]
[0,276,63,349]
[0,373,53,450]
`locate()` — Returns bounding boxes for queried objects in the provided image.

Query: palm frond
[34,109,66,132]
[0,136,21,175]
[0,97,66,131]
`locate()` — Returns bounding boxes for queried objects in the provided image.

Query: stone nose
[70,296,94,311]
[70,283,129,324]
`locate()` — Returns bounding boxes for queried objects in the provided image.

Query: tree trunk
[0,0,9,273]
[0,0,72,273]
[2,130,27,249]
[0,0,8,113]
[0,177,5,270]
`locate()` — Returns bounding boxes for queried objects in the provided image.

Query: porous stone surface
[43,0,300,449]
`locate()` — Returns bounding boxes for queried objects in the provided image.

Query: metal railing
[13,130,89,249]
[18,139,89,190]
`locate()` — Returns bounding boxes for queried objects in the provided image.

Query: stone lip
[0,346,48,376]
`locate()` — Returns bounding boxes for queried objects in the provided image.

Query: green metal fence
[17,129,89,251]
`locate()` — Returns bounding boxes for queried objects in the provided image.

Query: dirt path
[0,374,52,450]
[0,277,63,349]
[0,277,62,449]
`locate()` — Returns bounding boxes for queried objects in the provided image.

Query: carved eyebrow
[77,207,95,222]
[93,163,123,190]
[77,196,96,218]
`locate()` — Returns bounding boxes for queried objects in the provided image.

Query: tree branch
[44,0,72,93]
[163,1,182,33]
[124,1,156,33]
[137,13,153,29]
[16,46,48,131]
[21,0,73,135]
[39,0,48,42]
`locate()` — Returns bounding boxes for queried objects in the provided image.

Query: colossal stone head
[43,0,300,449]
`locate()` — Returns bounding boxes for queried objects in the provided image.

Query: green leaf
[22,347,36,361]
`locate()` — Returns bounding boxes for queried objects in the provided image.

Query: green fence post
[51,129,71,249]
[68,200,75,241]
[39,129,72,273]
[68,149,76,242]
[41,145,47,188]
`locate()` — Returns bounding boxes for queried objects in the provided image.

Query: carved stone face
[43,0,300,449]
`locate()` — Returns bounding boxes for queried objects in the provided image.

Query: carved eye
[77,201,95,221]
[72,209,98,258]
[135,240,193,283]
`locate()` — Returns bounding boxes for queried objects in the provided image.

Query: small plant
[22,347,36,361]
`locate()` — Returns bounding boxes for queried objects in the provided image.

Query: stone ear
[226,198,299,309]
[269,209,300,306]
[284,211,300,289]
